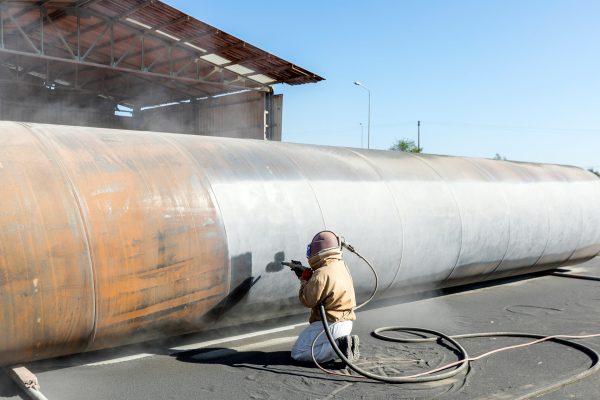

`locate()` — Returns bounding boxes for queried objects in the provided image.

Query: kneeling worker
[289,230,360,363]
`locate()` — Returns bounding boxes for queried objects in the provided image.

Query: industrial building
[0,0,323,139]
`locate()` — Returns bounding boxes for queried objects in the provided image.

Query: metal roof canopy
[0,0,324,108]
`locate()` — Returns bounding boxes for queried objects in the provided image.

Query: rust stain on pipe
[0,122,229,364]
[0,124,94,363]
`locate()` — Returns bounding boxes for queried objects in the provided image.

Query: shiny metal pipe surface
[1,121,599,365]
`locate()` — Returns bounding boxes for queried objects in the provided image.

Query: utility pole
[354,81,371,149]
[360,122,364,148]
[417,120,421,150]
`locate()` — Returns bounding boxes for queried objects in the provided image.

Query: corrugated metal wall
[199,91,266,138]
[138,91,279,139]
[0,82,283,140]
[0,83,131,129]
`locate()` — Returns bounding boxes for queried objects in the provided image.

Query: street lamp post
[354,81,371,149]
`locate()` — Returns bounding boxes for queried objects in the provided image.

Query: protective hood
[308,247,343,270]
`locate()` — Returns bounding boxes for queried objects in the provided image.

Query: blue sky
[167,1,600,169]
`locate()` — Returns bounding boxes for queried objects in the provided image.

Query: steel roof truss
[8,10,40,53]
[0,0,322,105]
[43,9,76,58]
[113,32,137,67]
[80,18,108,60]
[0,48,265,92]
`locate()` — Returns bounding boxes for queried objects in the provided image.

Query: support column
[264,91,272,140]
[132,105,142,130]
[191,98,200,135]
[265,91,283,141]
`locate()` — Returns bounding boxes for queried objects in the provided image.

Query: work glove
[282,260,312,280]
[300,268,313,281]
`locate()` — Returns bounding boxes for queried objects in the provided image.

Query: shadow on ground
[0,372,23,399]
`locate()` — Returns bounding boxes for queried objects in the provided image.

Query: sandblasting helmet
[306,230,340,258]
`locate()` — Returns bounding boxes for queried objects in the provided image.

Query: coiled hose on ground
[312,243,600,398]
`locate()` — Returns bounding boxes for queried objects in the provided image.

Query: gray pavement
[3,258,600,399]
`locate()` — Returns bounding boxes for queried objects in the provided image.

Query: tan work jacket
[299,250,357,324]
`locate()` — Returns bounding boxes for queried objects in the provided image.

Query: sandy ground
[2,258,600,399]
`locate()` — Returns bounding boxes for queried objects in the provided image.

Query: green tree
[588,168,600,178]
[493,153,507,161]
[389,139,422,153]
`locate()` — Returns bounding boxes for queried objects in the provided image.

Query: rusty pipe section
[1,121,599,365]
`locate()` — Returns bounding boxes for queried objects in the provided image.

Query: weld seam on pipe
[410,154,465,282]
[26,126,99,349]
[346,148,406,294]
[156,132,234,292]
[464,157,512,278]
[281,146,328,230]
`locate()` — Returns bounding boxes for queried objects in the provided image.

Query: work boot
[335,336,352,361]
[335,335,356,363]
[350,334,360,361]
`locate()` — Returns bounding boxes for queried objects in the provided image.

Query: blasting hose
[313,242,600,398]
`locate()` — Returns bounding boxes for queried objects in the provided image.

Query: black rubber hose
[319,306,470,383]
[314,244,600,396]
[320,305,600,397]
[340,240,377,311]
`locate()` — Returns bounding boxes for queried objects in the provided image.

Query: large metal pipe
[1,121,599,365]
